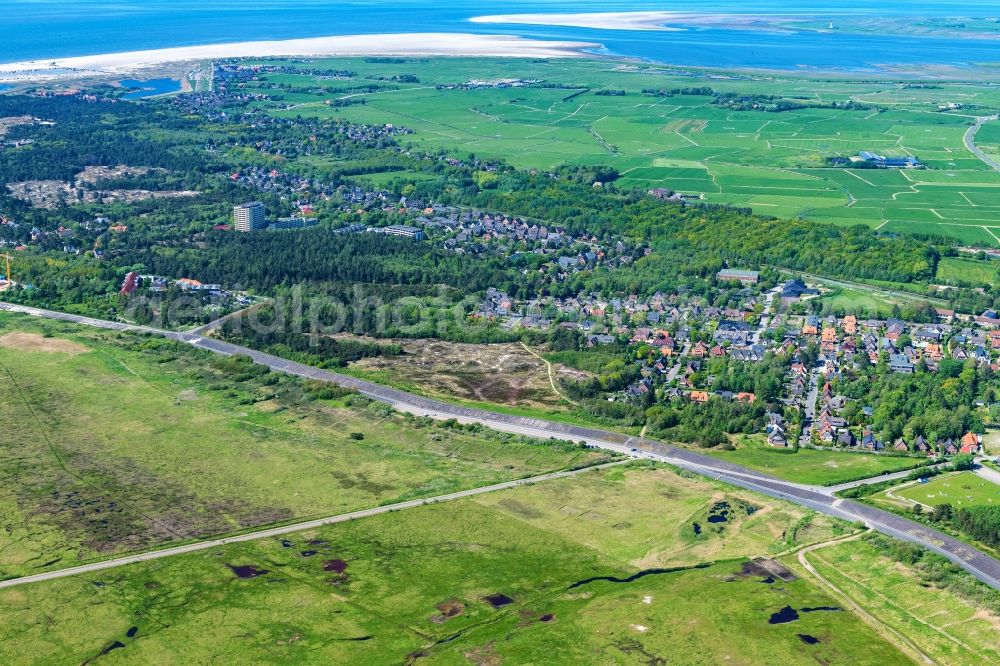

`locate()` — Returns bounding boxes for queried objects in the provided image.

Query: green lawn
[0,312,611,577]
[703,437,926,486]
[893,471,1000,508]
[0,465,908,665]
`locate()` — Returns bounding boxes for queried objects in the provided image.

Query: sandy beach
[470,11,799,32]
[0,33,599,83]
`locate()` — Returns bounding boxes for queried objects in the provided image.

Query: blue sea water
[2,1,999,71]
[119,78,184,99]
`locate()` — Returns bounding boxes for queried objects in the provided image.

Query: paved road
[0,461,628,589]
[4,301,1000,591]
[973,462,1000,487]
[751,286,780,345]
[824,462,945,495]
[964,115,1000,172]
[799,367,821,445]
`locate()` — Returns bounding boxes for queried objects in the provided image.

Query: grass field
[0,312,611,577]
[0,465,912,665]
[891,471,1000,508]
[820,285,902,316]
[702,436,926,486]
[936,256,1000,286]
[803,537,1000,665]
[237,57,1000,249]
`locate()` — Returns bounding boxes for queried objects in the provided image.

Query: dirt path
[798,532,937,665]
[519,342,579,406]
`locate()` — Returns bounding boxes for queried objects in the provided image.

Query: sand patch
[0,332,88,355]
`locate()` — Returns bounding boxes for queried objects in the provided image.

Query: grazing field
[242,57,1000,247]
[891,471,1000,508]
[0,465,911,665]
[702,437,926,486]
[804,537,1000,665]
[0,312,610,577]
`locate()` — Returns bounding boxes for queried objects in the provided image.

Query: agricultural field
[803,536,1000,665]
[0,464,913,665]
[702,436,926,486]
[889,471,1000,509]
[0,312,611,577]
[977,120,1000,160]
[245,57,1000,247]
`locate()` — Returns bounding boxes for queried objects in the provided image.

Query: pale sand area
[470,11,797,32]
[0,33,600,83]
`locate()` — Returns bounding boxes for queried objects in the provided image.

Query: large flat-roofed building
[375,225,425,240]
[268,216,318,231]
[233,202,266,232]
[716,268,759,284]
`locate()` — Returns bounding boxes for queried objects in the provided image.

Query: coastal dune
[0,33,599,82]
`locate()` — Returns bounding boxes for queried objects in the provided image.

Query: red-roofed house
[119,271,139,296]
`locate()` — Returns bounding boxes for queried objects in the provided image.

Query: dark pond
[569,562,713,589]
[797,634,821,645]
[280,539,294,548]
[228,564,269,579]
[99,641,126,656]
[692,522,701,535]
[769,605,840,624]
[706,500,732,523]
[539,613,555,622]
[323,559,348,573]
[768,605,800,624]
[300,550,317,557]
[126,626,138,638]
[483,593,515,608]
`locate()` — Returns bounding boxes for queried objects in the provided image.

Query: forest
[835,358,993,444]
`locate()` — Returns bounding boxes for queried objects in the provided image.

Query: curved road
[964,115,1000,172]
[4,301,1000,592]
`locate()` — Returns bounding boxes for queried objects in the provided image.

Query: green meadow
[0,312,611,577]
[936,256,1000,286]
[0,465,912,665]
[703,436,925,486]
[892,471,1000,508]
[805,536,1000,665]
[242,57,1000,248]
